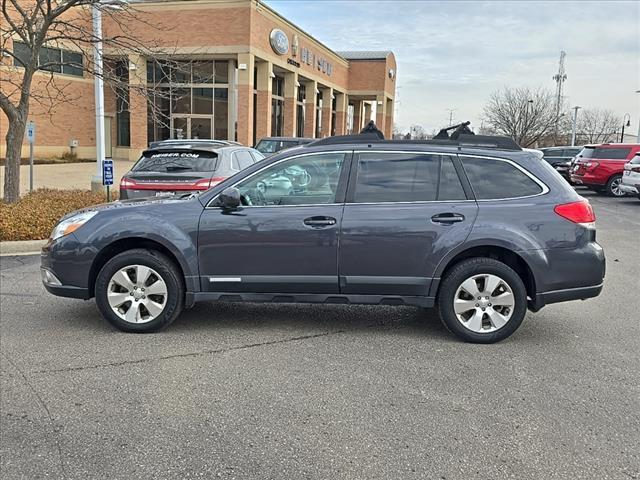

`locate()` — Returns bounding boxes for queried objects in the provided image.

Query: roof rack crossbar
[305,134,521,151]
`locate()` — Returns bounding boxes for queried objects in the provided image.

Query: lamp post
[90,2,105,192]
[571,106,581,146]
[620,113,631,143]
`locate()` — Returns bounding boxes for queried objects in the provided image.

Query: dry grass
[0,189,118,241]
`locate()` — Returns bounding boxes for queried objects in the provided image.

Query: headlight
[50,211,98,241]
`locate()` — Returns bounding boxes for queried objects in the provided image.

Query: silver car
[620,152,640,200]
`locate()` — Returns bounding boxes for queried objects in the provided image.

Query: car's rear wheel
[605,174,625,197]
[95,249,184,333]
[437,258,527,343]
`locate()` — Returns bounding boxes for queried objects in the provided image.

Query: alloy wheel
[107,265,168,324]
[453,273,515,333]
[610,177,624,196]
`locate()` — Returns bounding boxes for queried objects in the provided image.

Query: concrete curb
[0,239,47,256]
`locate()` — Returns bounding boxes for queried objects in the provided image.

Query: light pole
[620,113,631,143]
[571,106,581,146]
[90,2,105,192]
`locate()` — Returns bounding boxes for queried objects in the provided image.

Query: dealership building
[1,0,396,161]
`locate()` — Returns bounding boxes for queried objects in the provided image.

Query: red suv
[570,143,640,196]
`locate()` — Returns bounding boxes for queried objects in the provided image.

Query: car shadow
[168,301,456,342]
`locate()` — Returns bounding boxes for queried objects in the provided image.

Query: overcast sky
[266,0,640,134]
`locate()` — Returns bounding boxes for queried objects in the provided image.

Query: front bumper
[41,237,92,300]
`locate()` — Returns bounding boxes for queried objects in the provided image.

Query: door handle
[431,213,465,224]
[303,216,337,228]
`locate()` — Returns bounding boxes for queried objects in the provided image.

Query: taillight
[193,177,227,190]
[120,177,137,189]
[630,166,640,173]
[554,199,595,227]
[584,161,599,170]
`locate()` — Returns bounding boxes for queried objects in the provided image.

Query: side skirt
[191,292,435,308]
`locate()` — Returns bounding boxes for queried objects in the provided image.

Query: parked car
[570,143,640,196]
[42,132,605,343]
[255,136,313,155]
[540,146,582,182]
[120,141,264,199]
[620,152,640,200]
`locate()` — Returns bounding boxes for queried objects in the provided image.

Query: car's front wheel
[95,249,184,333]
[437,258,527,343]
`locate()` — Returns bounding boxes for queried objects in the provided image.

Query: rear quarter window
[461,157,543,200]
[592,147,632,159]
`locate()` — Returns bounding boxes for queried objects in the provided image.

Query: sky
[265,0,640,135]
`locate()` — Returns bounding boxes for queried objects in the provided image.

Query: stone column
[319,87,333,137]
[385,98,394,139]
[128,54,148,161]
[363,102,372,126]
[283,71,297,137]
[236,53,255,146]
[303,80,317,138]
[255,60,272,141]
[334,91,348,135]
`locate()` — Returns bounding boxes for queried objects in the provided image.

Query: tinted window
[62,50,83,76]
[133,151,218,172]
[592,147,632,159]
[565,148,581,157]
[543,149,562,157]
[354,153,444,203]
[235,150,254,169]
[439,157,467,201]
[235,153,345,206]
[12,41,30,67]
[255,140,298,154]
[462,157,543,199]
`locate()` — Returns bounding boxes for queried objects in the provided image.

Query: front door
[198,151,350,294]
[171,116,213,139]
[339,151,478,296]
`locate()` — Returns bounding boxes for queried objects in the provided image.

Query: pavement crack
[2,352,68,480]
[32,328,351,375]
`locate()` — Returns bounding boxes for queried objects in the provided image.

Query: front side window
[353,153,465,203]
[461,157,543,199]
[234,153,346,206]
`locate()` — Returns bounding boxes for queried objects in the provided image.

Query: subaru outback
[41,133,605,343]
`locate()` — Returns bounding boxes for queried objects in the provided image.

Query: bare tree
[482,86,559,147]
[576,108,621,144]
[408,125,427,140]
[0,0,193,203]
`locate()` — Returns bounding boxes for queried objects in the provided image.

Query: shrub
[0,189,118,241]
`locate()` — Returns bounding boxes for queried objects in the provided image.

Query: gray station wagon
[41,133,605,343]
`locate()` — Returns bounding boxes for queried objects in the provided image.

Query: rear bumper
[529,283,603,311]
[619,182,639,195]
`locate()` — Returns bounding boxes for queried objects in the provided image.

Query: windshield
[255,140,298,154]
[132,151,218,172]
[578,146,631,160]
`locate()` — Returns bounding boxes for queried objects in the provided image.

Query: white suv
[620,153,640,200]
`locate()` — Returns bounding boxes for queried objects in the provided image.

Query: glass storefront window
[215,61,229,84]
[214,88,229,139]
[193,61,214,83]
[271,98,284,137]
[193,88,213,114]
[172,88,191,114]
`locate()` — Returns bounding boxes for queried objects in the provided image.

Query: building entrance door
[171,116,213,139]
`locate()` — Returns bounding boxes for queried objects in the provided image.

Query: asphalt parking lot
[1,190,638,480]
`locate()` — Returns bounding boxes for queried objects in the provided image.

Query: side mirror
[219,187,241,210]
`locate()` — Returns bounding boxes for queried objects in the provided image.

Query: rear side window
[234,150,254,169]
[353,153,466,203]
[580,147,632,159]
[461,157,543,200]
[132,151,218,172]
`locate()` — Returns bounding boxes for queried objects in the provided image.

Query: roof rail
[304,133,521,151]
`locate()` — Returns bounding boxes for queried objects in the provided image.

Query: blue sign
[26,121,36,144]
[102,159,114,186]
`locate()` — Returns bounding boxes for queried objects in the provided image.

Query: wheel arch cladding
[434,244,538,300]
[88,237,190,297]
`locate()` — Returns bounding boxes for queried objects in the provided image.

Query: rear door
[338,151,478,296]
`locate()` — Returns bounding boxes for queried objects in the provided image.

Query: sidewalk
[0,160,132,196]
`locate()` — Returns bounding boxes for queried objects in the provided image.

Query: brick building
[0,0,396,162]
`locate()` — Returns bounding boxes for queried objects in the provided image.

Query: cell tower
[552,51,567,141]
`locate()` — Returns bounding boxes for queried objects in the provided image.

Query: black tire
[605,174,625,197]
[437,257,527,343]
[95,249,184,333]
